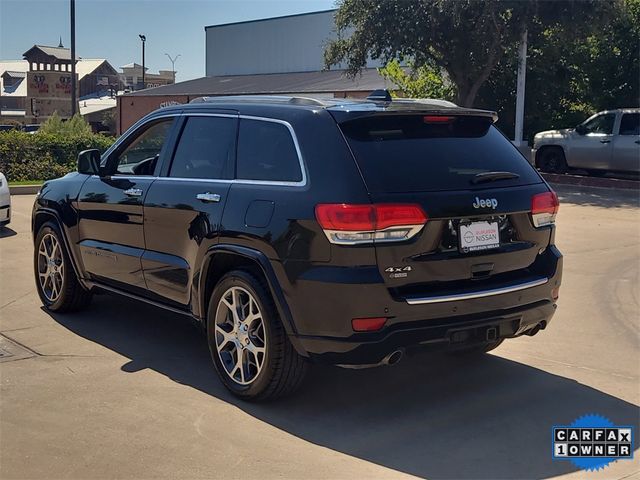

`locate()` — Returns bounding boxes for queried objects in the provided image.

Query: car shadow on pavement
[45,295,640,480]
[554,184,640,209]
[0,226,17,238]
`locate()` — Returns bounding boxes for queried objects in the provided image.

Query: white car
[0,173,10,227]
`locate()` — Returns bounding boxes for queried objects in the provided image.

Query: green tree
[325,0,619,106]
[475,0,639,140]
[378,59,455,100]
[39,112,92,136]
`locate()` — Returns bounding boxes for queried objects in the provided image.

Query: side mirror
[78,149,101,175]
[575,124,587,135]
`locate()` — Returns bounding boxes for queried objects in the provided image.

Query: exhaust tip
[526,322,545,337]
[384,350,403,366]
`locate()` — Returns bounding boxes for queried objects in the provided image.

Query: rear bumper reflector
[404,277,549,305]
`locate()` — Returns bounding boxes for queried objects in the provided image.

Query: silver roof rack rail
[189,95,327,107]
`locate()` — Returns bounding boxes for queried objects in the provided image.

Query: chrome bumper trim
[405,277,549,305]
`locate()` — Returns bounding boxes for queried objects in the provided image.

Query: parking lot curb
[9,185,41,195]
[542,173,639,190]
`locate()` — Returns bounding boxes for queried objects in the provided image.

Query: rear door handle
[600,139,611,144]
[124,188,143,197]
[196,192,221,203]
[635,140,640,144]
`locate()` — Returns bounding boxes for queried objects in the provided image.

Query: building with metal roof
[116,10,390,133]
[124,68,389,97]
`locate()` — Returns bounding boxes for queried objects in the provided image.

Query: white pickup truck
[533,108,639,175]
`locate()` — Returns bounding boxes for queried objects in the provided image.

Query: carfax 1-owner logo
[552,414,634,472]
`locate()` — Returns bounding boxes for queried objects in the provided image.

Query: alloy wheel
[37,233,64,303]
[214,286,267,385]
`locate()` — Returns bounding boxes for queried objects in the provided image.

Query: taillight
[531,191,559,227]
[315,203,427,245]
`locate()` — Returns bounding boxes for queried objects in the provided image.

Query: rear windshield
[339,115,541,192]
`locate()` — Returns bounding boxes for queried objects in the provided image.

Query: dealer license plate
[459,221,500,252]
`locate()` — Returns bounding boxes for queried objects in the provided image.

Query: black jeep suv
[32,94,562,400]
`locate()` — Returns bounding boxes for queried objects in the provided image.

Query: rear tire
[536,147,568,174]
[34,223,92,312]
[207,270,307,401]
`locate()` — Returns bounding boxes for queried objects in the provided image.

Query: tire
[34,222,92,312]
[449,338,504,356]
[536,147,568,174]
[207,270,307,401]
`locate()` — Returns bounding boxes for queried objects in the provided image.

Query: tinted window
[169,116,236,179]
[582,113,615,135]
[339,115,541,193]
[115,120,173,175]
[619,113,640,136]
[236,119,302,182]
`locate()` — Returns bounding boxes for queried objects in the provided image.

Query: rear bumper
[286,246,562,365]
[294,300,556,365]
[0,205,10,226]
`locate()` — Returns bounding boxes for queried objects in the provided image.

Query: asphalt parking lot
[1,187,639,480]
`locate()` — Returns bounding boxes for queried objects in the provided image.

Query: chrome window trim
[175,112,308,187]
[101,113,182,160]
[90,175,157,180]
[99,112,309,188]
[405,277,549,305]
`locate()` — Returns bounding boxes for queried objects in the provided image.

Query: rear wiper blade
[471,171,520,184]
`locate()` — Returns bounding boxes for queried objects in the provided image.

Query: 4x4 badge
[385,266,412,279]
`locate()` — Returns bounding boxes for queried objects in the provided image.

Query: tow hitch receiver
[486,326,498,341]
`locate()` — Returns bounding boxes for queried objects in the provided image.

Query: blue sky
[0,0,336,81]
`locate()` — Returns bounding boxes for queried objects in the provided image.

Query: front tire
[34,223,91,312]
[536,147,568,174]
[207,270,307,401]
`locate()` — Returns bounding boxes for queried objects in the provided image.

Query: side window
[582,114,615,135]
[619,113,640,136]
[169,116,236,179]
[236,119,302,182]
[114,120,173,175]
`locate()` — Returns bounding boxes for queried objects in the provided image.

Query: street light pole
[139,34,146,90]
[70,0,77,115]
[514,28,527,146]
[164,53,181,83]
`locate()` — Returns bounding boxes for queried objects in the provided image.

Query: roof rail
[189,95,327,107]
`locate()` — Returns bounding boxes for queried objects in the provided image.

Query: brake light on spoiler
[315,203,427,245]
[531,191,559,227]
[423,115,456,123]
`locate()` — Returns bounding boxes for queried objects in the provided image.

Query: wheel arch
[199,245,301,344]
[32,209,87,288]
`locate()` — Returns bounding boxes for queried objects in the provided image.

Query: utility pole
[70,0,77,115]
[139,34,146,89]
[164,53,181,83]
[514,28,527,146]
